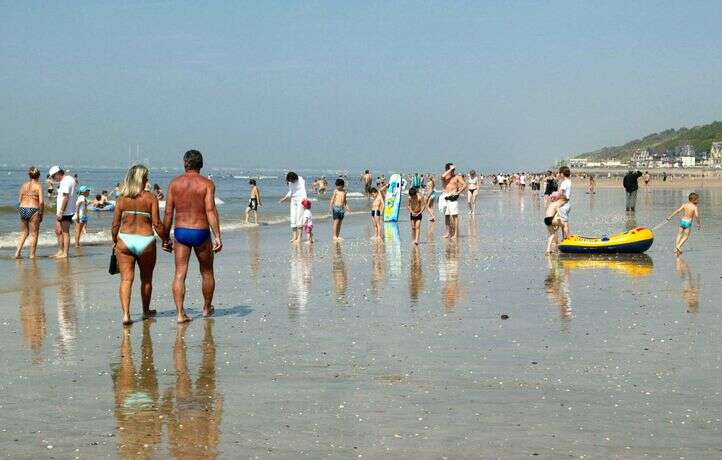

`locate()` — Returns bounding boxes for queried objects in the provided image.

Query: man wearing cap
[440,162,466,239]
[49,166,77,258]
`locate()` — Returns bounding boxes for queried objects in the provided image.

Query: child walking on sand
[407,187,424,245]
[667,192,701,255]
[329,178,351,241]
[301,198,314,244]
[370,187,383,240]
[544,191,563,253]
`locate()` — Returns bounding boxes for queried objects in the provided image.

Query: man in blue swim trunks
[162,150,222,323]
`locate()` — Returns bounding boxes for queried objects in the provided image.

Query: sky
[2,1,722,172]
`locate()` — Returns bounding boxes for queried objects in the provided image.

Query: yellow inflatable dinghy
[559,227,654,254]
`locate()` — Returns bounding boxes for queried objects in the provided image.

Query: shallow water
[1,186,721,458]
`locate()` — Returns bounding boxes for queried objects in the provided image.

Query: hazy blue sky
[2,1,722,171]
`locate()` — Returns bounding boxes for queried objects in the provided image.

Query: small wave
[0,230,112,249]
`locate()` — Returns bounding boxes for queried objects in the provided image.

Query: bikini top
[122,209,151,221]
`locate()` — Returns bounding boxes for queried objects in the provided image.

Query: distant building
[710,141,722,165]
[679,156,696,168]
[568,158,588,168]
[631,149,653,168]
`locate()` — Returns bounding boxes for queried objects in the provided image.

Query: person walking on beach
[557,166,572,239]
[667,192,701,256]
[162,150,223,323]
[543,170,558,200]
[112,165,165,325]
[369,187,383,240]
[15,166,44,259]
[425,175,437,222]
[329,178,350,241]
[279,171,307,243]
[407,187,424,245]
[623,170,643,212]
[440,163,466,239]
[49,166,76,259]
[302,198,314,244]
[244,179,262,224]
[466,170,480,215]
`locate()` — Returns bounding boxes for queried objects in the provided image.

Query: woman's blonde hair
[28,166,40,180]
[119,164,149,198]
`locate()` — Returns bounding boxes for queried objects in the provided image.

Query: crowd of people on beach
[13,150,704,326]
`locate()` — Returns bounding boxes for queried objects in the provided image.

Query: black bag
[108,248,119,275]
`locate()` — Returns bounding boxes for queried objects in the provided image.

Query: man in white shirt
[279,171,307,243]
[49,165,77,258]
[557,166,572,239]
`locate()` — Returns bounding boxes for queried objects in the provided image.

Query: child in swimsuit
[407,187,424,245]
[301,198,314,244]
[544,191,563,254]
[245,179,262,224]
[667,192,701,255]
[74,185,90,247]
[370,187,383,240]
[329,178,350,241]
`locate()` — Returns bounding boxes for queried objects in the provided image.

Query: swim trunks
[371,210,381,218]
[544,216,554,226]
[304,223,313,234]
[248,197,258,211]
[332,206,345,220]
[444,195,459,216]
[679,218,692,230]
[558,203,571,222]
[410,213,422,221]
[59,215,73,222]
[174,227,211,247]
[18,207,38,221]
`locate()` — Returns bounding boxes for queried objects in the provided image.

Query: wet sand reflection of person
[18,260,46,364]
[247,227,262,280]
[287,244,312,322]
[332,242,348,304]
[163,321,223,460]
[370,240,385,300]
[545,255,572,324]
[440,242,461,312]
[676,257,700,313]
[112,321,162,458]
[408,245,424,305]
[55,258,77,359]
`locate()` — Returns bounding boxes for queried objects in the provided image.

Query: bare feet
[442,233,449,239]
[203,306,215,318]
[122,314,133,326]
[177,314,192,324]
[142,310,157,320]
[14,253,22,259]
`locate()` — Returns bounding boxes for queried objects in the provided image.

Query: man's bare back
[167,172,215,229]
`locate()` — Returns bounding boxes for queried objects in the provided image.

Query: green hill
[578,120,722,161]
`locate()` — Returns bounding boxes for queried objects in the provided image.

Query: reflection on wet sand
[287,244,312,321]
[676,257,700,313]
[624,213,637,231]
[545,256,572,322]
[370,240,385,299]
[559,254,654,278]
[111,320,223,459]
[247,227,262,279]
[17,260,46,364]
[408,245,424,304]
[112,321,162,458]
[164,321,223,459]
[55,259,77,359]
[439,242,461,312]
[332,242,348,304]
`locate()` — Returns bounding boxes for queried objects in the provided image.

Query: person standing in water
[244,179,262,224]
[407,187,425,245]
[425,174,437,222]
[329,178,350,241]
[362,170,373,196]
[162,150,223,323]
[74,185,90,247]
[112,165,165,325]
[49,165,77,259]
[557,166,572,239]
[466,170,480,215]
[279,171,307,243]
[15,166,44,259]
[623,170,643,212]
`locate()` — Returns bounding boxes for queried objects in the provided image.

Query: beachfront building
[679,156,696,168]
[600,159,627,168]
[568,158,588,168]
[631,149,654,168]
[710,142,722,166]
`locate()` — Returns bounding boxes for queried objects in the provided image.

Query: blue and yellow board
[383,174,402,222]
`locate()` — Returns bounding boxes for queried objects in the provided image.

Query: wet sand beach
[2,186,722,458]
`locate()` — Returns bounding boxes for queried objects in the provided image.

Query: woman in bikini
[15,166,44,259]
[425,175,437,222]
[112,165,165,325]
[466,170,480,215]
